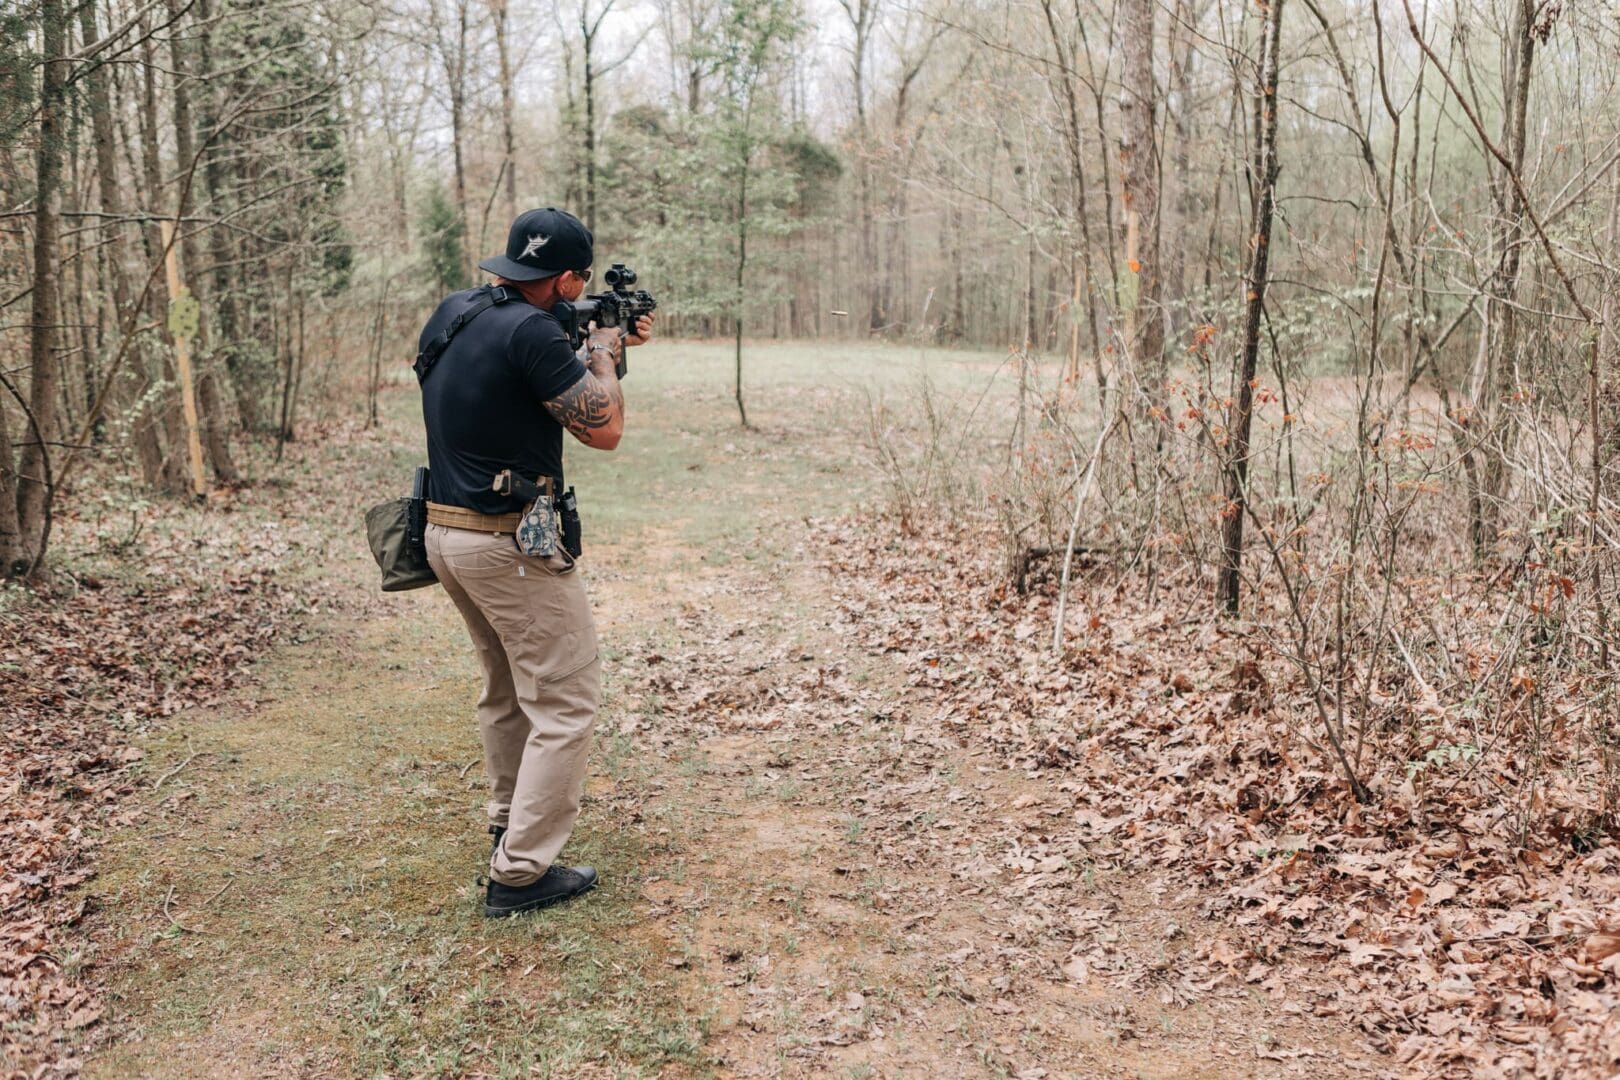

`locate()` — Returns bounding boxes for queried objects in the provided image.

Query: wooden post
[159,219,207,498]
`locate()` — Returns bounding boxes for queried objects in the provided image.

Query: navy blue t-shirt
[419,286,587,514]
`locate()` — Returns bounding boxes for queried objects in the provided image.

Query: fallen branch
[151,750,204,790]
[161,885,203,934]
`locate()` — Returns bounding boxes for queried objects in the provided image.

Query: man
[418,207,654,918]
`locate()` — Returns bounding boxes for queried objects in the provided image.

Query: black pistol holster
[558,488,581,558]
[408,466,430,557]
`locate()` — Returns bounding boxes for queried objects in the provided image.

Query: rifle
[550,263,656,379]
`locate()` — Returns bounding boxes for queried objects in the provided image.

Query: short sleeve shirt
[419,286,587,514]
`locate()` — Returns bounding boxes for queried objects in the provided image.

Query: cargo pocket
[517,625,599,697]
[509,564,598,693]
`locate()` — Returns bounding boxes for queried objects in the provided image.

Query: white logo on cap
[520,233,550,260]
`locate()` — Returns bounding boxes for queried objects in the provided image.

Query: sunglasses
[572,268,593,283]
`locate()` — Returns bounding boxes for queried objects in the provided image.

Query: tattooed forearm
[545,371,623,447]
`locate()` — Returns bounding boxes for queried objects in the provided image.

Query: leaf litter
[790,512,1620,1079]
[588,402,1616,1073]
[0,429,375,1077]
[601,522,1377,1075]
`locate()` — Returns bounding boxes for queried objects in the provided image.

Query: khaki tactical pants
[425,524,601,887]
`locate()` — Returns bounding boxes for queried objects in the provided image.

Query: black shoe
[484,864,598,918]
[489,824,507,855]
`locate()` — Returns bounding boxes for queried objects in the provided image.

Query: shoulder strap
[414,285,518,385]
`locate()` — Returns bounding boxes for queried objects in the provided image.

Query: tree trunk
[492,0,517,225]
[1090,72,1122,312]
[0,389,21,576]
[78,0,166,485]
[12,0,68,574]
[840,0,881,332]
[1023,234,1037,350]
[287,289,308,441]
[1165,0,1196,334]
[734,157,751,429]
[1038,0,1103,376]
[1475,0,1536,550]
[887,53,930,335]
[196,0,262,433]
[1119,0,1164,408]
[442,0,472,278]
[139,25,192,491]
[168,0,241,484]
[1216,0,1285,616]
[65,118,94,444]
[583,13,598,232]
[948,203,965,341]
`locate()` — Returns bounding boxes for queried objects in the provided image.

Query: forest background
[4,0,1620,1075]
[5,0,1620,575]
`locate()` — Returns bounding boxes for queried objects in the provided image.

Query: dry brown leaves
[1,542,306,1077]
[808,514,1620,1079]
[603,540,1353,1071]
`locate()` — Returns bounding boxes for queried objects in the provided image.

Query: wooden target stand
[159,219,207,500]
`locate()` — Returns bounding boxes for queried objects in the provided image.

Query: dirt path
[588,538,1375,1079]
[80,348,1375,1078]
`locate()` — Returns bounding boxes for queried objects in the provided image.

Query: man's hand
[586,324,624,359]
[624,312,655,347]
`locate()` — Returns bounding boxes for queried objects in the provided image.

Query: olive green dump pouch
[365,467,437,592]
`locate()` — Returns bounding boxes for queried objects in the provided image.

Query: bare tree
[1472,0,1538,551]
[836,0,881,331]
[1164,0,1200,332]
[654,0,723,112]
[166,0,240,484]
[136,16,193,492]
[429,0,476,277]
[490,0,517,224]
[1117,0,1164,411]
[10,0,68,575]
[77,0,167,481]
[1216,0,1285,616]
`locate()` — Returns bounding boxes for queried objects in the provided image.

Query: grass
[83,337,1020,1078]
[548,338,1026,550]
[90,613,707,1078]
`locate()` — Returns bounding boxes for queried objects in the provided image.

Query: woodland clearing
[4,342,1614,1079]
[7,1,1620,1076]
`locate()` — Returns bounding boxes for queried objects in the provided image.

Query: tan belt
[427,501,524,534]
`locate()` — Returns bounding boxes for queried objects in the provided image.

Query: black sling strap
[413,285,517,384]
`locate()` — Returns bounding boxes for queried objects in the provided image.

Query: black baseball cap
[478,207,594,282]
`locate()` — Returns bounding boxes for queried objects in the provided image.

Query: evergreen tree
[598,0,818,423]
[0,7,35,145]
[420,182,470,294]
